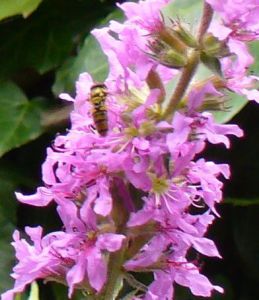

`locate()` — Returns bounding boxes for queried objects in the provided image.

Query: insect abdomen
[90,83,108,136]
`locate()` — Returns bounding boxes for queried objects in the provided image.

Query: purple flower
[4,0,257,299]
[2,203,125,300]
[207,0,259,41]
[92,0,176,82]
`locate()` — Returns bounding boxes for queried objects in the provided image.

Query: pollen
[150,174,169,195]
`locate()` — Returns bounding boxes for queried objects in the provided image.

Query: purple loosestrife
[2,0,258,299]
[206,0,259,102]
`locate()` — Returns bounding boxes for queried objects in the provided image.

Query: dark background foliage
[0,0,258,299]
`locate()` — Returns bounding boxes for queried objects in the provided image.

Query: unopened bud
[158,26,188,53]
[147,39,187,69]
[202,33,230,58]
[193,76,226,90]
[200,52,222,76]
[170,19,198,48]
[200,95,230,112]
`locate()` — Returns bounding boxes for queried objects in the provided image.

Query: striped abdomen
[90,83,108,136]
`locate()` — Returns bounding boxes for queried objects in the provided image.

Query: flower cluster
[2,1,258,299]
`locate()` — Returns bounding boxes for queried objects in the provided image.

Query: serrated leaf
[0,0,42,21]
[52,9,124,95]
[0,81,44,157]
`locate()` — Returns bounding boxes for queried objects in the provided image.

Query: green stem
[162,49,200,120]
[99,178,129,300]
[102,245,126,300]
[162,2,214,120]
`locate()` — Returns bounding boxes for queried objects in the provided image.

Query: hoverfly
[89,83,108,136]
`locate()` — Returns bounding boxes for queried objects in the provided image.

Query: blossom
[207,0,259,41]
[2,202,125,300]
[207,0,259,103]
[92,0,177,82]
[11,69,240,298]
[3,0,257,299]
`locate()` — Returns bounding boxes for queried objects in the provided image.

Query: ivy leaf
[0,0,42,21]
[0,81,44,157]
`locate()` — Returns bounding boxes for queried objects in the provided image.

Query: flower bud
[202,33,230,58]
[200,52,222,76]
[199,95,230,112]
[193,76,226,90]
[147,39,187,69]
[170,19,198,48]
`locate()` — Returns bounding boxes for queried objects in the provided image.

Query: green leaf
[28,282,39,300]
[52,36,108,95]
[0,81,44,157]
[0,0,42,21]
[52,9,124,95]
[211,41,258,123]
[164,0,203,25]
[0,1,113,77]
[249,41,259,76]
[224,198,259,206]
[200,52,222,76]
[0,173,17,224]
[51,283,96,300]
[0,211,15,294]
[193,57,248,125]
[212,91,248,124]
[164,0,251,124]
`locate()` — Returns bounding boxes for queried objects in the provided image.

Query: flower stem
[147,68,166,104]
[162,49,200,120]
[99,178,129,300]
[102,245,126,300]
[162,2,214,120]
[197,2,214,42]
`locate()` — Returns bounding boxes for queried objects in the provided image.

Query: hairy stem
[162,49,200,120]
[99,178,129,300]
[162,2,214,120]
[197,2,214,42]
[102,245,126,300]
